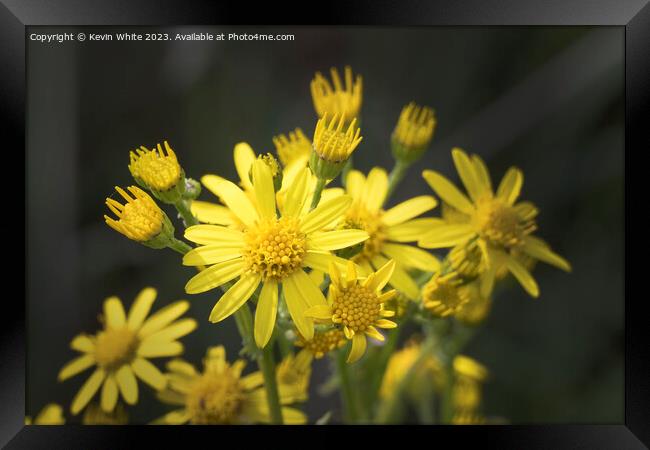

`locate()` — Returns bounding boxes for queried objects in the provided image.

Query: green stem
[174,199,198,226]
[385,159,411,203]
[440,360,455,424]
[168,238,192,255]
[310,178,327,210]
[336,348,360,423]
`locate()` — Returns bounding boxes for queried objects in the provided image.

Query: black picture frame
[1,1,644,448]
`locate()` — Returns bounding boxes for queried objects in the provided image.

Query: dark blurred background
[27,26,623,424]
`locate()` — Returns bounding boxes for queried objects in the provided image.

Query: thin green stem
[173,199,199,226]
[310,178,327,210]
[258,343,284,424]
[168,238,192,255]
[336,348,360,423]
[385,159,411,203]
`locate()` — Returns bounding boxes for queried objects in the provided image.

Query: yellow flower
[58,287,196,415]
[340,167,441,299]
[310,66,362,123]
[453,355,488,413]
[104,186,175,248]
[420,148,571,298]
[273,128,312,167]
[455,281,492,325]
[82,401,128,425]
[310,113,363,180]
[129,141,184,203]
[294,328,346,359]
[275,350,312,403]
[379,341,443,400]
[392,102,436,162]
[25,404,65,425]
[154,346,306,424]
[422,272,471,317]
[182,160,368,347]
[305,260,398,363]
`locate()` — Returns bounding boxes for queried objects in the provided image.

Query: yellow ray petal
[382,196,438,227]
[371,255,420,300]
[304,250,354,274]
[138,340,184,358]
[166,359,197,378]
[375,319,397,329]
[139,301,190,338]
[364,259,395,292]
[252,159,277,218]
[505,255,539,298]
[471,154,493,195]
[115,365,138,404]
[282,167,311,217]
[240,372,264,390]
[365,325,385,341]
[190,201,236,226]
[182,244,242,266]
[234,142,256,189]
[281,407,308,424]
[418,224,475,249]
[362,167,388,211]
[345,169,366,201]
[209,273,261,323]
[496,167,523,205]
[209,179,259,227]
[204,346,227,373]
[452,148,482,202]
[254,280,278,348]
[184,258,245,294]
[156,389,186,406]
[70,368,106,415]
[70,334,95,353]
[382,243,440,272]
[347,334,367,363]
[422,170,474,215]
[103,296,126,328]
[386,218,446,242]
[304,304,333,320]
[58,354,95,381]
[300,195,353,234]
[521,236,571,272]
[142,318,197,343]
[308,229,368,251]
[282,275,314,340]
[132,357,167,390]
[156,408,191,425]
[127,287,157,330]
[480,263,497,298]
[100,374,118,412]
[184,224,244,246]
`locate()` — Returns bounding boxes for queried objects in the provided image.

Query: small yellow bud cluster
[392,102,436,163]
[310,66,363,124]
[422,272,470,317]
[295,329,346,359]
[273,128,312,167]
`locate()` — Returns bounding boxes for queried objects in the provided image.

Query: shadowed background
[27,26,623,424]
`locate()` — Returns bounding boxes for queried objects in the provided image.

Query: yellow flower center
[243,217,306,280]
[105,186,164,242]
[186,369,244,425]
[129,142,182,191]
[331,285,380,333]
[342,204,386,262]
[94,327,138,370]
[473,197,536,248]
[313,113,362,162]
[422,273,470,317]
[296,329,346,358]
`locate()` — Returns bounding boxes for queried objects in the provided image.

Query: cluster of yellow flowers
[32,65,570,425]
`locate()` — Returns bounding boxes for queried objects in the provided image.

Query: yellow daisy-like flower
[392,102,436,162]
[379,341,444,400]
[310,66,362,123]
[340,167,441,299]
[25,404,65,425]
[104,186,174,248]
[82,401,128,425]
[312,113,362,164]
[154,346,306,424]
[58,287,197,415]
[273,128,312,168]
[305,260,398,363]
[453,355,488,413]
[129,141,182,192]
[422,272,471,317]
[182,160,368,347]
[420,148,571,298]
[294,328,347,359]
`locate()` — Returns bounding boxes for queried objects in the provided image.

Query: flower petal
[304,304,333,320]
[184,258,245,294]
[362,167,388,212]
[521,236,571,272]
[132,358,167,390]
[382,196,438,226]
[300,195,353,234]
[283,167,311,217]
[209,273,261,323]
[138,340,184,358]
[234,142,256,189]
[252,159,277,218]
[153,408,191,425]
[422,170,474,215]
[191,201,236,226]
[166,359,197,378]
[375,319,397,329]
[103,296,126,328]
[345,170,366,201]
[143,318,197,343]
[452,148,482,202]
[70,334,95,353]
[381,243,440,272]
[292,268,328,307]
[347,334,367,363]
[505,255,539,298]
[371,255,420,300]
[471,154,493,195]
[139,301,191,338]
[209,179,259,227]
[304,250,354,274]
[364,259,395,292]
[70,368,106,415]
[184,224,244,246]
[254,280,278,348]
[182,244,242,266]
[114,365,138,404]
[101,374,118,412]
[127,287,157,330]
[386,218,446,242]
[308,229,368,251]
[282,274,315,340]
[58,354,95,381]
[418,224,475,249]
[496,167,523,205]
